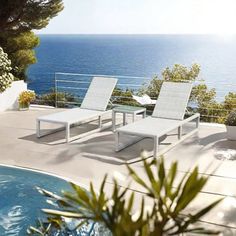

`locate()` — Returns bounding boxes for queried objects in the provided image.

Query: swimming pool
[0,166,107,235]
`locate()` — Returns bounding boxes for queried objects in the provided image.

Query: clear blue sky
[38,0,236,34]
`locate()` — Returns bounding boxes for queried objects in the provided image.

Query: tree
[0,0,64,80]
[224,92,236,111]
[0,47,14,93]
[0,0,64,34]
[0,31,39,80]
[138,64,220,121]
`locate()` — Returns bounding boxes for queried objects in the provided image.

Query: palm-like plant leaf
[29,157,222,236]
[128,157,222,235]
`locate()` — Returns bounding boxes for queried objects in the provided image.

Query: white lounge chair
[115,82,200,157]
[36,77,117,142]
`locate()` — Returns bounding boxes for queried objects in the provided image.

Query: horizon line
[36,33,236,36]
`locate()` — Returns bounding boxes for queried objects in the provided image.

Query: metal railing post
[55,72,57,108]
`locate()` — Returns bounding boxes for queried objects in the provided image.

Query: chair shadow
[181,131,228,151]
[76,133,170,164]
[48,132,169,165]
[75,132,154,163]
[42,131,144,165]
[199,132,227,146]
[213,140,236,150]
[19,123,105,146]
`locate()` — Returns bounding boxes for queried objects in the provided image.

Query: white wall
[0,81,27,112]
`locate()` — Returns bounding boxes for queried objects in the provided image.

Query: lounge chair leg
[36,120,41,138]
[123,113,126,125]
[115,132,120,151]
[98,116,102,129]
[153,136,159,157]
[132,113,135,122]
[178,126,182,140]
[112,111,116,131]
[66,123,70,143]
[143,111,146,118]
[196,116,200,128]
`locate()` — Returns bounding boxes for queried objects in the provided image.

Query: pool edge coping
[0,163,91,192]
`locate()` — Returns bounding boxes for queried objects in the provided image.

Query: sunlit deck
[0,107,236,234]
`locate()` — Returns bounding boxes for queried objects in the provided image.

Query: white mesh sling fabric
[81,77,117,111]
[152,82,192,120]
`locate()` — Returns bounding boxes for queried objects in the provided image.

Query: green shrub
[0,47,14,93]
[112,87,139,106]
[225,110,236,126]
[35,90,80,108]
[224,92,236,111]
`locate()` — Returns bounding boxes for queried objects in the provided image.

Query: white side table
[112,105,146,131]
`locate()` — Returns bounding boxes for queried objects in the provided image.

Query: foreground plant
[127,159,222,235]
[28,158,222,236]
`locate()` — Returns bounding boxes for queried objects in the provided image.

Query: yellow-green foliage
[0,0,64,80]
[18,90,36,105]
[225,111,236,126]
[0,32,39,80]
[224,93,236,111]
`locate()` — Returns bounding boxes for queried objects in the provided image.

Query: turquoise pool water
[0,166,104,235]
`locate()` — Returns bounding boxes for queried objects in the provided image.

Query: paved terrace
[0,107,236,235]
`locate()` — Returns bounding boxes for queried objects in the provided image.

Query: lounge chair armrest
[180,113,200,126]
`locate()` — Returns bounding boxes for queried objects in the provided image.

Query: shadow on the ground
[199,132,227,146]
[78,132,171,164]
[45,131,170,165]
[213,140,236,150]
[18,123,101,145]
[73,132,154,164]
[19,121,230,166]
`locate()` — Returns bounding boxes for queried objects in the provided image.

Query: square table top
[112,105,146,114]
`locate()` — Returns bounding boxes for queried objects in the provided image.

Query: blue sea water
[28,34,236,98]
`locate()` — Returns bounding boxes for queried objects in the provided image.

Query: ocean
[28,34,236,99]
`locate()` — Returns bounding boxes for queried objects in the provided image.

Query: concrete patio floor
[0,108,236,235]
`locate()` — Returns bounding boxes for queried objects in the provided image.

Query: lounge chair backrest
[152,82,192,120]
[81,77,117,111]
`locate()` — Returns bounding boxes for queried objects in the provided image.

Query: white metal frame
[115,82,200,157]
[36,77,117,142]
[115,113,200,157]
[112,107,146,131]
[36,110,112,143]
